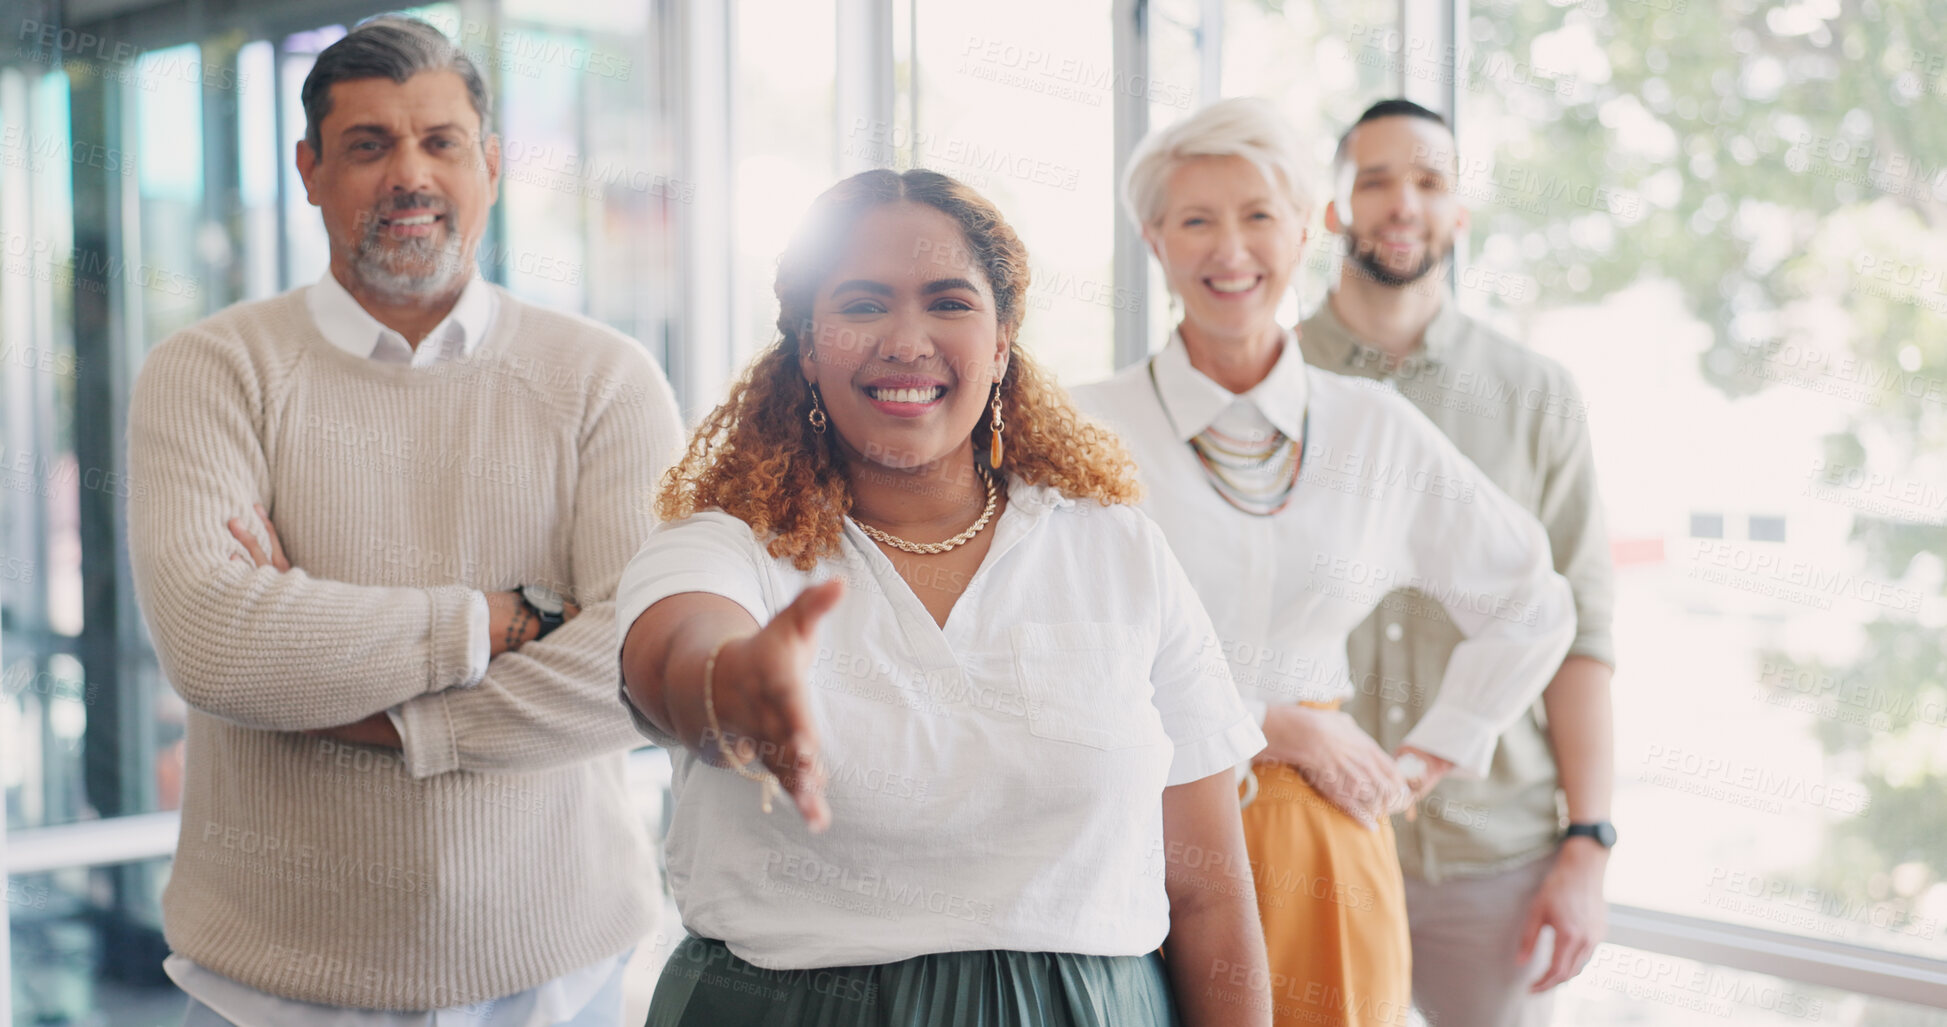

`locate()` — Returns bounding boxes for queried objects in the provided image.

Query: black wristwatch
[1563,821,1617,849]
[520,584,567,640]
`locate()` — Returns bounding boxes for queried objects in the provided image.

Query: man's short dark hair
[300,16,492,157]
[1351,99,1449,133]
[1333,99,1452,171]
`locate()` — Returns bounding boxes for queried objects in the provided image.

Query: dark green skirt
[645,936,1181,1027]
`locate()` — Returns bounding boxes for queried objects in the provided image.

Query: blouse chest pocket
[1008,622,1159,751]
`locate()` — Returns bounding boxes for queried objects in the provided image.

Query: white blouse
[614,479,1265,970]
[1072,333,1575,777]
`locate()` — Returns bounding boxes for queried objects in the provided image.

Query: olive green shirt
[1300,293,1615,883]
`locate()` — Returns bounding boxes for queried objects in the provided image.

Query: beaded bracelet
[702,636,782,814]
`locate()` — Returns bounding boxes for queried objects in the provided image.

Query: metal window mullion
[0,57,13,987]
[0,67,52,639]
[6,812,182,877]
[1,735,8,1027]
[1397,0,1453,115]
[1110,0,1149,371]
[1196,0,1221,105]
[67,46,146,825]
[836,0,895,174]
[202,36,241,312]
[272,38,291,291]
[1448,0,1469,282]
[1609,903,1947,1009]
[1399,0,1463,292]
[669,0,733,419]
[458,0,504,288]
[903,0,917,167]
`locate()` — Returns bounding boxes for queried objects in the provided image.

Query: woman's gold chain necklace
[854,467,1000,555]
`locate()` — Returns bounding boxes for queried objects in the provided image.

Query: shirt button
[1385,622,1404,642]
[1387,706,1406,724]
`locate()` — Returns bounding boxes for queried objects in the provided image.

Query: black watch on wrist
[1563,821,1617,849]
[519,585,567,640]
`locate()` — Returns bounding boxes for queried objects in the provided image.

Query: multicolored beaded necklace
[1148,358,1308,517]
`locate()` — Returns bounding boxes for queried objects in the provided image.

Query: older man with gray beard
[126,15,682,1026]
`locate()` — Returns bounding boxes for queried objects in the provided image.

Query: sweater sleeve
[126,329,476,732]
[391,344,686,778]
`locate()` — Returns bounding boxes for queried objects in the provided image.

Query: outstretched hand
[702,579,846,832]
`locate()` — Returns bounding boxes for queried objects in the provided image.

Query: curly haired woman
[617,168,1273,1027]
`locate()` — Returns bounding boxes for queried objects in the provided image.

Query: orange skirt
[1241,759,1413,1027]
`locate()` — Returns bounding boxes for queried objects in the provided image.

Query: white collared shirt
[164,273,625,1026]
[164,949,628,1027]
[1072,331,1575,777]
[613,479,1265,970]
[307,268,499,368]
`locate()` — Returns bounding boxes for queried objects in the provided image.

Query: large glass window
[734,0,836,369]
[3,67,86,825]
[914,0,1122,384]
[419,0,677,363]
[1456,0,1947,972]
[279,26,345,290]
[1178,0,1401,342]
[131,44,207,342]
[1223,0,1398,311]
[237,40,281,302]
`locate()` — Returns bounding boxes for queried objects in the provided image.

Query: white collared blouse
[614,478,1265,970]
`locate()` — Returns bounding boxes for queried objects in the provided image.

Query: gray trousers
[1403,853,1559,1027]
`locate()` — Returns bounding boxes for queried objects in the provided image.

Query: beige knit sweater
[127,287,680,1009]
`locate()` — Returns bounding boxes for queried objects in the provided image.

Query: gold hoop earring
[987,383,1006,469]
[807,385,828,435]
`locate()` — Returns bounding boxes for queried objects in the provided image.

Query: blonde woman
[1072,99,1576,1027]
[618,169,1272,1026]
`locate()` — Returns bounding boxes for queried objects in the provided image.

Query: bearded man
[126,15,681,1026]
[1300,98,1620,1027]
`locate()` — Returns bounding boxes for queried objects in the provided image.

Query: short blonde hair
[1121,97,1315,229]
